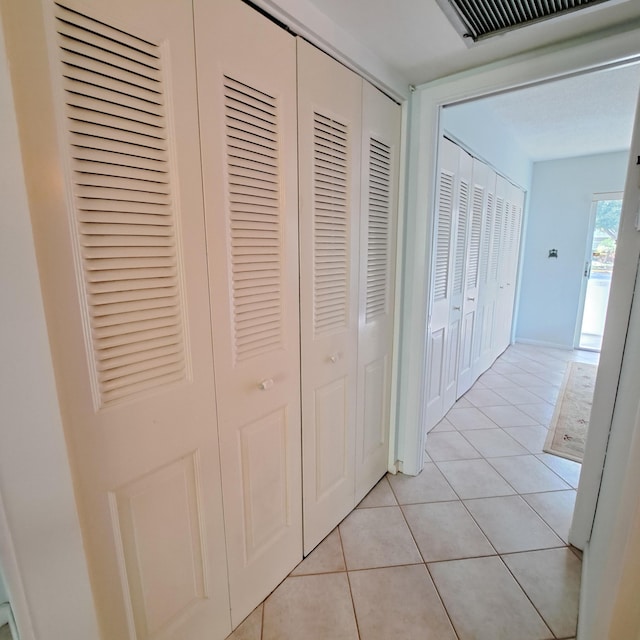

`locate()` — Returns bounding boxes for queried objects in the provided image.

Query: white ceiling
[299,0,640,161]
[447,63,640,161]
[306,0,640,85]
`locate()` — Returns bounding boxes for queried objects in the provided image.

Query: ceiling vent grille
[438,0,612,42]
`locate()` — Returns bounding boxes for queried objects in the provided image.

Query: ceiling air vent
[437,0,615,42]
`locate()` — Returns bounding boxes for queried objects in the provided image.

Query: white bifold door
[194,0,302,626]
[298,40,400,553]
[11,1,232,638]
[425,137,525,431]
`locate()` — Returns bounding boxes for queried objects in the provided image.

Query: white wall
[441,100,533,189]
[516,151,628,349]
[0,11,100,640]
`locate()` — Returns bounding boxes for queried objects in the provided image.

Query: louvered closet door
[476,168,498,375]
[425,138,458,431]
[194,0,301,626]
[355,82,401,502]
[30,2,231,638]
[457,157,487,396]
[298,38,362,554]
[443,148,472,410]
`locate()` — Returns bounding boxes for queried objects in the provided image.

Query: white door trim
[396,25,640,481]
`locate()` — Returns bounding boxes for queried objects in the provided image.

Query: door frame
[573,191,624,350]
[396,25,640,495]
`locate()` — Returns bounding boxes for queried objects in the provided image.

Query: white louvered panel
[56,4,187,407]
[434,170,454,301]
[313,112,349,335]
[491,196,504,281]
[453,179,469,294]
[467,185,483,289]
[366,138,391,322]
[480,191,494,284]
[224,76,283,362]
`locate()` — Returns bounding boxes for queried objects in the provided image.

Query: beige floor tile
[339,506,421,570]
[517,402,555,426]
[491,361,528,376]
[464,388,511,407]
[446,407,497,430]
[523,490,577,542]
[478,371,519,389]
[356,476,398,508]
[430,417,456,432]
[429,556,553,640]
[503,425,549,454]
[510,372,551,387]
[536,453,582,488]
[426,431,482,461]
[480,404,539,428]
[403,501,495,562]
[436,459,516,499]
[387,463,457,504]
[454,396,473,408]
[465,495,564,553]
[489,455,571,493]
[494,386,544,405]
[349,565,457,640]
[226,604,262,640]
[503,548,581,639]
[262,573,358,640]
[291,528,345,575]
[528,384,561,403]
[461,428,529,457]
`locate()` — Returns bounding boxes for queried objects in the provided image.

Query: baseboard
[514,337,574,351]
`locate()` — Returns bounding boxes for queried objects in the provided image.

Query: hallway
[227,344,598,640]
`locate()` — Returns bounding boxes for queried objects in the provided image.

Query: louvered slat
[434,171,454,301]
[366,138,391,322]
[491,197,504,281]
[56,3,187,407]
[480,191,494,284]
[224,76,283,362]
[313,113,349,335]
[467,185,483,289]
[453,180,469,294]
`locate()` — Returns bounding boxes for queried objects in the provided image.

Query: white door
[444,148,472,408]
[194,0,302,626]
[18,1,231,638]
[355,82,401,502]
[425,138,458,430]
[476,168,498,375]
[298,39,362,554]
[493,174,511,357]
[457,157,486,396]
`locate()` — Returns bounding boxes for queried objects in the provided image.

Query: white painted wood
[457,157,487,396]
[424,137,458,431]
[194,0,302,625]
[7,1,231,638]
[0,11,99,637]
[298,38,362,554]
[355,81,401,502]
[398,27,640,476]
[445,147,472,408]
[571,90,640,550]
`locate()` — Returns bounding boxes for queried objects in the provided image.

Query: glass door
[577,197,622,351]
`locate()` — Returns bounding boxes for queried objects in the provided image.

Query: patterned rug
[544,362,598,463]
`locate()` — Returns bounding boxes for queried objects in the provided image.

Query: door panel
[355,82,401,501]
[298,38,362,554]
[22,1,232,638]
[194,0,301,625]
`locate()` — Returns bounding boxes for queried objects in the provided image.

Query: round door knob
[329,353,339,364]
[453,305,461,311]
[467,296,475,301]
[259,378,274,391]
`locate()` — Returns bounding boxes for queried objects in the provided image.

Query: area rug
[543,362,598,463]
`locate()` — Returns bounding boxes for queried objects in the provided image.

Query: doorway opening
[577,195,623,352]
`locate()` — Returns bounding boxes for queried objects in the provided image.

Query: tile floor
[227,344,598,640]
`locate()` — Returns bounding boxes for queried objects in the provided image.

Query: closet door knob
[467,296,475,301]
[453,305,461,311]
[259,378,274,391]
[329,353,339,364]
